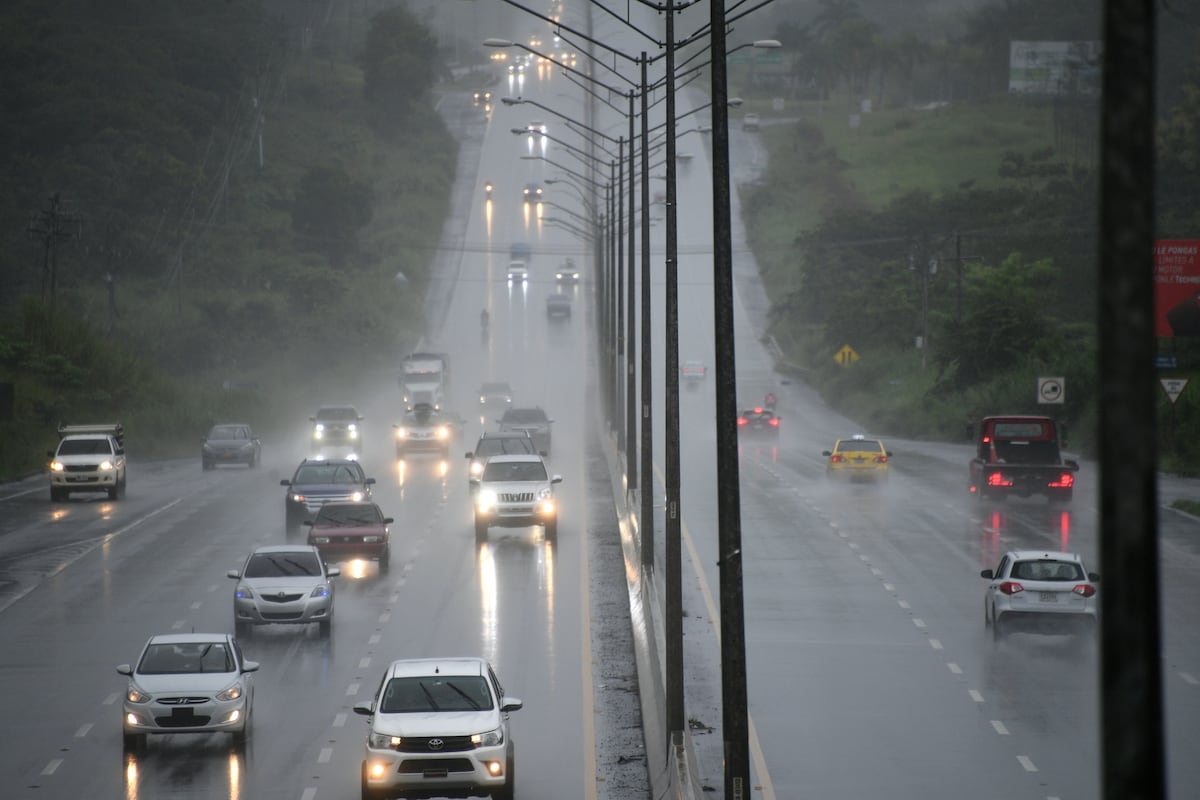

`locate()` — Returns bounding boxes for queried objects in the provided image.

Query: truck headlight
[99,460,114,471]
[50,461,65,472]
[215,683,244,702]
[436,426,449,440]
[472,727,504,747]
[369,732,401,749]
[351,491,364,502]
[396,428,409,440]
[477,489,497,512]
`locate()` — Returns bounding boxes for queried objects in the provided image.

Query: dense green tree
[361,6,439,126]
[291,165,373,264]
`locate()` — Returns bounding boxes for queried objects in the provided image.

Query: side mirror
[383,517,394,524]
[501,697,524,713]
[821,450,832,456]
[365,477,377,486]
[352,701,375,717]
[326,567,341,578]
[465,452,474,459]
[1088,572,1100,582]
[116,664,132,676]
[242,660,260,673]
[303,521,313,527]
[280,479,291,487]
[227,570,241,579]
[979,569,994,579]
[551,475,563,484]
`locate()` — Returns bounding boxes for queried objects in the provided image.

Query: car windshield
[482,460,548,482]
[316,407,359,421]
[476,437,535,457]
[379,676,494,713]
[481,383,511,395]
[837,441,881,453]
[502,409,547,423]
[293,464,363,484]
[138,642,233,675]
[244,551,323,578]
[57,438,113,456]
[209,425,247,439]
[315,504,383,526]
[1011,560,1085,582]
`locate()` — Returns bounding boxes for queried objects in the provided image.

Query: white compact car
[228,545,339,636]
[117,632,258,751]
[981,550,1099,640]
[355,657,522,800]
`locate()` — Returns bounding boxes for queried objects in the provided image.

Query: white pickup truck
[48,423,127,501]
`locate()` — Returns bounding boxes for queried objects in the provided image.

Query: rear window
[315,504,383,526]
[503,409,547,423]
[209,425,247,439]
[991,421,1050,439]
[1011,560,1084,581]
[379,676,494,713]
[836,440,882,453]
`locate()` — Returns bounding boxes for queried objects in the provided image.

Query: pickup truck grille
[499,492,535,503]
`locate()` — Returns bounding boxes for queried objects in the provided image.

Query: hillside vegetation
[0,1,458,479]
[737,0,1200,469]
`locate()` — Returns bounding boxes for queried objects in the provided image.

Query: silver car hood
[242,576,325,592]
[373,710,499,738]
[479,480,550,494]
[133,671,239,694]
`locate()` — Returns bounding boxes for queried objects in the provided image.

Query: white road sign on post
[1038,376,1065,404]
[1160,378,1189,404]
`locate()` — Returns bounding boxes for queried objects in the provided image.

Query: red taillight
[753,407,763,413]
[999,581,1024,595]
[1048,473,1075,488]
[737,417,748,426]
[830,454,843,463]
[987,472,1013,487]
[1072,584,1096,598]
[875,455,887,463]
[768,418,779,427]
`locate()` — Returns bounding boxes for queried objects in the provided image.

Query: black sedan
[202,423,261,470]
[737,407,781,437]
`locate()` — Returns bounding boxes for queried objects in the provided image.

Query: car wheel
[983,600,992,628]
[318,618,332,637]
[379,547,391,574]
[108,483,120,501]
[203,459,213,471]
[122,732,145,752]
[992,612,1007,642]
[544,518,558,543]
[235,619,251,638]
[475,516,489,544]
[50,487,66,502]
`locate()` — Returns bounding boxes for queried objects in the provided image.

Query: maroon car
[305,501,393,572]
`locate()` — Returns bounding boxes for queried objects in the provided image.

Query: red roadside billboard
[1155,239,1200,337]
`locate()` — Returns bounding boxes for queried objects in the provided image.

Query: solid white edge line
[0,486,41,501]
[580,461,598,800]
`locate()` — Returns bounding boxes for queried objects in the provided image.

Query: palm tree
[810,0,862,41]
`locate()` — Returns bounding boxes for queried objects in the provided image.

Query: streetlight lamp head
[501,97,523,106]
[728,97,744,107]
[483,38,514,48]
[752,40,782,49]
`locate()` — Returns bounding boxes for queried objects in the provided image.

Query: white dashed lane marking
[969,690,985,703]
[346,683,360,696]
[378,612,391,623]
[883,583,895,592]
[947,663,963,675]
[42,759,63,775]
[207,584,219,592]
[318,747,332,763]
[1018,756,1038,772]
[171,619,185,630]
[103,693,119,705]
[368,634,381,645]
[1181,672,1199,686]
[929,639,943,650]
[75,723,92,738]
[333,713,347,728]
[897,600,910,610]
[190,601,202,609]
[359,657,371,669]
[991,720,1010,735]
[913,619,926,629]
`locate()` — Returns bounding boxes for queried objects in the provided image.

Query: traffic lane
[736,467,1090,799]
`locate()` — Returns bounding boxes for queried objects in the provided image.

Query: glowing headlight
[126,686,152,704]
[313,430,324,440]
[351,491,364,502]
[349,430,359,440]
[310,584,331,598]
[215,684,243,702]
[314,423,325,432]
[50,461,64,472]
[477,489,497,512]
[472,727,504,747]
[540,499,556,514]
[369,733,401,750]
[480,395,487,403]
[291,493,306,502]
[99,460,114,471]
[348,423,357,432]
[470,462,484,476]
[235,584,255,600]
[396,428,409,440]
[436,426,449,440]
[537,486,552,500]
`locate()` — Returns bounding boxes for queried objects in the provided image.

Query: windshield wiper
[446,682,482,710]
[418,682,440,710]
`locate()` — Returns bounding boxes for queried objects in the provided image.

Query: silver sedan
[227,545,339,636]
[117,632,258,751]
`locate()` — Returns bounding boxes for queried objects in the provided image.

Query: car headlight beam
[215,683,243,702]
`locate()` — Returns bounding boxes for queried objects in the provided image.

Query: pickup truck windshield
[58,439,114,456]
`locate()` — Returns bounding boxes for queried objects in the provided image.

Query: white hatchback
[981,550,1099,640]
[354,657,522,800]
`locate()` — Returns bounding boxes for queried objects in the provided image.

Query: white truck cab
[48,423,127,501]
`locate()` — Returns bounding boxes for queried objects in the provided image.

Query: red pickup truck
[968,415,1079,503]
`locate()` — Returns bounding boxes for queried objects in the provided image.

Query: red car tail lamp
[1048,473,1076,488]
[986,472,1014,487]
[737,417,748,426]
[1072,584,1097,598]
[998,581,1024,595]
[874,455,887,463]
[830,454,843,463]
[768,418,780,427]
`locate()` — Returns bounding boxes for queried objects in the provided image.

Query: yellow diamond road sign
[834,344,859,366]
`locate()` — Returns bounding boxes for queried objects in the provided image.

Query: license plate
[423,768,448,779]
[1039,591,1058,602]
[171,707,196,720]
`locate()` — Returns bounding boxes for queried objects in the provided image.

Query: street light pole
[662,0,685,744]
[627,90,638,493]
[709,1,751,796]
[616,136,626,453]
[639,51,655,573]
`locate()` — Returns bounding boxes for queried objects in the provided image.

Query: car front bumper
[234,594,332,625]
[123,695,247,735]
[363,743,510,796]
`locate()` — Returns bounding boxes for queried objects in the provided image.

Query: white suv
[981,550,1100,640]
[473,454,561,543]
[354,657,522,800]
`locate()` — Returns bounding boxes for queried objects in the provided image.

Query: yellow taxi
[823,434,892,481]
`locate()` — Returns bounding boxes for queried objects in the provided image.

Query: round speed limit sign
[1038,376,1065,404]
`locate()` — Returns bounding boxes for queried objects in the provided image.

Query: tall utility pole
[626,90,638,493]
[27,193,81,313]
[709,1,751,797]
[639,52,655,572]
[1098,1,1164,798]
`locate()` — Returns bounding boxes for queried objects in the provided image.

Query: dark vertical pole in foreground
[709,0,750,796]
[663,0,684,742]
[616,138,626,452]
[1099,2,1165,799]
[640,53,655,571]
[607,173,617,430]
[627,91,639,492]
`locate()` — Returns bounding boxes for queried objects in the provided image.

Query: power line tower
[27,193,83,313]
